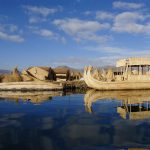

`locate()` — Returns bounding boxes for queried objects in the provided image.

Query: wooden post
[121,67,123,75]
[139,103,141,112]
[142,66,143,75]
[117,67,118,75]
[130,100,131,113]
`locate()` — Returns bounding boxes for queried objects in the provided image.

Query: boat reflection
[0,91,64,104]
[84,89,150,120]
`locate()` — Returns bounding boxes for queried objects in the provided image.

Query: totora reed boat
[84,57,150,90]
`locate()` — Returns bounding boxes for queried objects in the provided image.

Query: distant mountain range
[54,65,116,73]
[55,66,83,73]
[0,69,10,74]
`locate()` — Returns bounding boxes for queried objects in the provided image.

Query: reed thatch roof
[27,66,52,72]
[23,66,56,81]
[71,71,83,77]
[1,67,22,82]
[53,68,70,74]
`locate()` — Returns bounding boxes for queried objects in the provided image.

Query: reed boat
[84,57,150,90]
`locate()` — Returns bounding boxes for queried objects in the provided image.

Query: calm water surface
[0,90,150,150]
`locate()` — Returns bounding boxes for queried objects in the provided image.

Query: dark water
[0,90,150,150]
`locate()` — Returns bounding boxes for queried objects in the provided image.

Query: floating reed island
[0,81,63,91]
[0,66,86,91]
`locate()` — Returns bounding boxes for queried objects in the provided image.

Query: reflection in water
[0,91,64,104]
[118,101,150,120]
[84,90,150,120]
[0,90,149,149]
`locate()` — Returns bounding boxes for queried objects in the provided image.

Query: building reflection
[84,89,150,120]
[118,100,150,120]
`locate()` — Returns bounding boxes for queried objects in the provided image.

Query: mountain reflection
[84,89,150,120]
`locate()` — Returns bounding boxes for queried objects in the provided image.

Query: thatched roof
[2,67,22,82]
[53,68,70,74]
[71,71,83,77]
[38,67,52,71]
[27,66,52,72]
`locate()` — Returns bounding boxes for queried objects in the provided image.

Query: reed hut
[106,68,114,81]
[2,67,22,82]
[21,70,33,82]
[53,67,70,81]
[25,67,55,81]
[70,71,83,80]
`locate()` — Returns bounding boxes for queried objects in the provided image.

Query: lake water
[0,90,150,150]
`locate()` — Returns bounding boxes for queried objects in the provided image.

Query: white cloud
[96,11,114,20]
[84,11,92,15]
[29,16,47,24]
[35,29,54,37]
[84,45,150,58]
[51,56,120,68]
[53,18,110,43]
[0,24,18,33]
[0,24,24,42]
[0,23,23,35]
[75,32,111,43]
[0,31,24,43]
[64,45,150,68]
[28,17,37,24]
[23,5,62,24]
[30,27,66,43]
[9,24,18,32]
[53,18,109,33]
[112,12,150,34]
[113,1,144,9]
[52,44,144,68]
[23,5,58,17]
[85,45,124,53]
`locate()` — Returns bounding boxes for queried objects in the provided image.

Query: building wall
[55,73,67,81]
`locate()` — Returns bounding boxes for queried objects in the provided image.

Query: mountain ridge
[0,69,10,74]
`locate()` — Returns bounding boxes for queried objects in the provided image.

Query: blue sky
[0,0,150,69]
